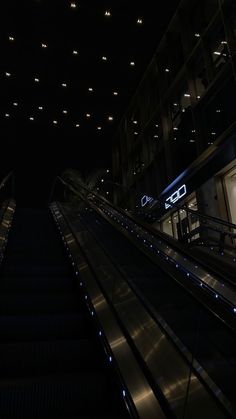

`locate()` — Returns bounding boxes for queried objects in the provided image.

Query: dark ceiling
[1,0,180,204]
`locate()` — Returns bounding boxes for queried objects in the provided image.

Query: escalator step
[1,265,72,278]
[0,313,89,342]
[0,276,74,292]
[0,372,119,419]
[0,293,80,315]
[0,339,102,378]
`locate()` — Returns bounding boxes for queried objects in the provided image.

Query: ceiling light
[5,72,11,77]
[105,10,111,16]
[184,93,191,97]
[101,179,104,183]
[73,50,78,55]
[86,113,91,118]
[216,109,222,113]
[34,77,40,82]
[102,56,107,61]
[155,124,159,127]
[29,117,34,121]
[13,102,18,106]
[41,43,47,48]
[213,51,221,55]
[38,106,43,110]
[133,120,137,124]
[113,91,118,96]
[62,110,68,114]
[9,36,15,41]
[154,135,159,138]
[221,41,227,45]
[165,68,170,72]
[75,123,80,127]
[106,169,110,173]
[70,2,77,8]
[62,83,67,87]
[137,19,143,24]
[130,61,135,66]
[5,113,10,117]
[88,87,93,92]
[134,132,138,135]
[97,126,102,130]
[194,33,200,38]
[108,116,113,121]
[53,120,58,124]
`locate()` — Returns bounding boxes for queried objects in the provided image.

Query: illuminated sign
[165,184,187,209]
[141,195,154,207]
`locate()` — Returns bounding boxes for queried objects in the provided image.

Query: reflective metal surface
[51,202,230,418]
[97,202,236,311]
[51,203,166,419]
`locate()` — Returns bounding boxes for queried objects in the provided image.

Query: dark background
[1,0,180,205]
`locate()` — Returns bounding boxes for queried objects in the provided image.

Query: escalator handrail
[138,195,236,232]
[0,171,14,194]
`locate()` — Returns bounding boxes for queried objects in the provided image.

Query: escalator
[56,195,236,418]
[0,207,130,419]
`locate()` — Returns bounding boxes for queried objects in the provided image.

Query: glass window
[162,215,174,237]
[206,19,229,78]
[202,75,236,146]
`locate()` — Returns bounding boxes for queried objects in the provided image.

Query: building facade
[112,0,236,239]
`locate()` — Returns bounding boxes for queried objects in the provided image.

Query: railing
[0,171,15,196]
[137,195,236,255]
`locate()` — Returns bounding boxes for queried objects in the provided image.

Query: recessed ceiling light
[97,126,102,130]
[137,19,143,24]
[105,10,111,16]
[5,113,10,117]
[130,61,135,66]
[88,87,93,92]
[113,91,118,96]
[53,120,58,124]
[38,106,43,110]
[41,43,47,48]
[13,102,18,106]
[29,117,34,121]
[62,110,68,114]
[86,113,91,118]
[5,72,11,77]
[108,116,113,121]
[9,36,15,41]
[102,56,107,61]
[34,77,40,82]
[75,123,80,127]
[62,83,67,87]
[70,2,77,8]
[73,50,78,55]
